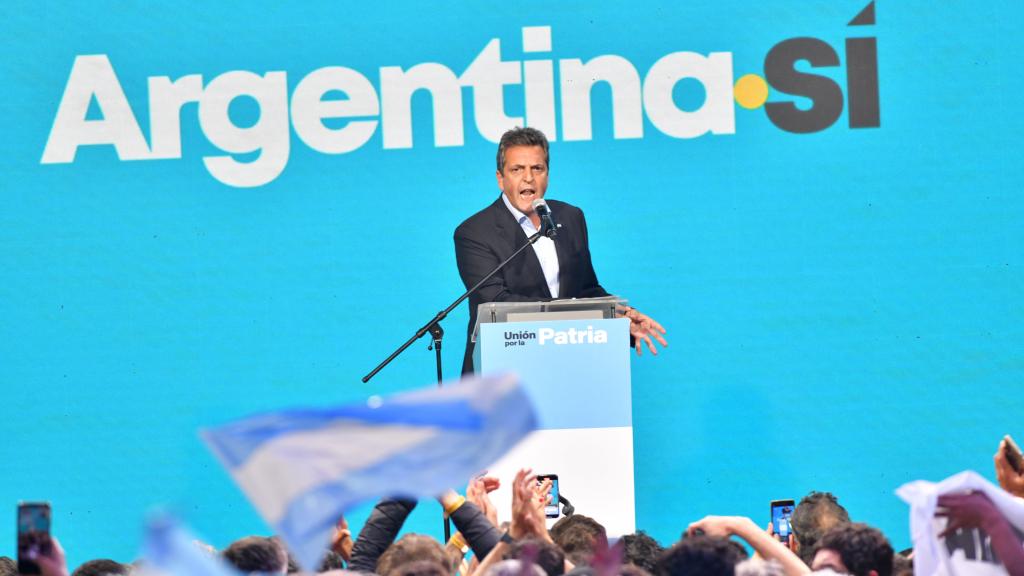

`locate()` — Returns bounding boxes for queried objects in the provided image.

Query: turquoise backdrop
[2,0,1022,567]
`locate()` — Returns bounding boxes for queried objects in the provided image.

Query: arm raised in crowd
[34,536,70,576]
[473,469,556,576]
[937,492,1024,576]
[349,498,418,573]
[439,487,502,562]
[995,436,1024,499]
[686,516,810,576]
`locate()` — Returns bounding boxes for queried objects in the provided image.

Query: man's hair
[376,534,449,576]
[388,559,450,576]
[791,491,851,565]
[506,537,566,576]
[71,559,132,576]
[486,559,548,576]
[496,127,550,172]
[621,531,663,573]
[818,523,893,576]
[734,558,785,576]
[0,557,17,576]
[654,535,748,576]
[891,554,912,576]
[550,515,608,567]
[222,536,288,574]
[317,550,346,572]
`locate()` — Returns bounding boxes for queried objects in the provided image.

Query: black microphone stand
[362,223,552,541]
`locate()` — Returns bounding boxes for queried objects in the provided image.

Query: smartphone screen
[1005,435,1024,474]
[538,474,559,518]
[18,502,52,575]
[770,499,795,542]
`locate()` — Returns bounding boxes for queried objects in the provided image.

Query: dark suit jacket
[454,196,609,374]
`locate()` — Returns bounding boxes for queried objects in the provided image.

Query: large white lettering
[538,326,609,345]
[41,28,737,187]
[291,66,379,154]
[41,55,151,163]
[644,52,735,138]
[198,71,290,188]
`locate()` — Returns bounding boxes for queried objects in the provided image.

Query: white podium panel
[476,318,635,536]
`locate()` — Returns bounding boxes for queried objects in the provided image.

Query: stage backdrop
[2,0,1022,566]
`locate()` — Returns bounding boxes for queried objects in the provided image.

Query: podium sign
[478,317,635,536]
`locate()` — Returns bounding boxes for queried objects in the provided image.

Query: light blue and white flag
[140,513,240,576]
[201,374,536,571]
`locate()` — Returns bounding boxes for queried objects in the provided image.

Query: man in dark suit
[454,127,666,374]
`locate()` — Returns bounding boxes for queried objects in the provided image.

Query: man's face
[812,548,849,574]
[497,145,548,217]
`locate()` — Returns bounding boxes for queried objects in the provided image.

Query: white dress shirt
[501,194,560,298]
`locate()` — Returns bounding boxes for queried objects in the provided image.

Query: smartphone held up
[770,499,795,543]
[1003,435,1024,474]
[17,501,52,575]
[537,474,560,518]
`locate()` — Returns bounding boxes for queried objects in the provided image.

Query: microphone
[531,198,558,238]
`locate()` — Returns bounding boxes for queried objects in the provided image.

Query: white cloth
[896,470,1024,576]
[502,193,559,298]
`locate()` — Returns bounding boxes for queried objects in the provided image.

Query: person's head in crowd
[791,491,851,566]
[620,531,663,573]
[564,565,652,576]
[388,559,449,576]
[890,554,912,576]
[486,559,548,576]
[812,523,893,576]
[222,536,288,574]
[550,515,608,567]
[71,559,131,576]
[653,535,748,576]
[506,537,566,576]
[619,565,653,576]
[376,534,450,576]
[318,551,346,572]
[0,557,17,576]
[735,558,784,576]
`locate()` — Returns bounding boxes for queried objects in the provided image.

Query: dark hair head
[550,515,608,567]
[818,523,893,576]
[377,534,449,576]
[497,127,550,172]
[0,557,18,576]
[318,550,346,572]
[222,536,288,574]
[71,559,131,576]
[389,559,449,576]
[621,531,663,573]
[654,535,748,576]
[891,553,912,576]
[506,537,566,576]
[791,491,850,565]
[619,565,654,576]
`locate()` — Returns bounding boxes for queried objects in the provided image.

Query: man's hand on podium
[620,307,668,356]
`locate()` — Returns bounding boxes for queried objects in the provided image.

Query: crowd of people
[5,438,1023,576]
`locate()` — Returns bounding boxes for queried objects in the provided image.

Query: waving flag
[897,470,1024,576]
[140,513,240,576]
[201,374,536,570]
